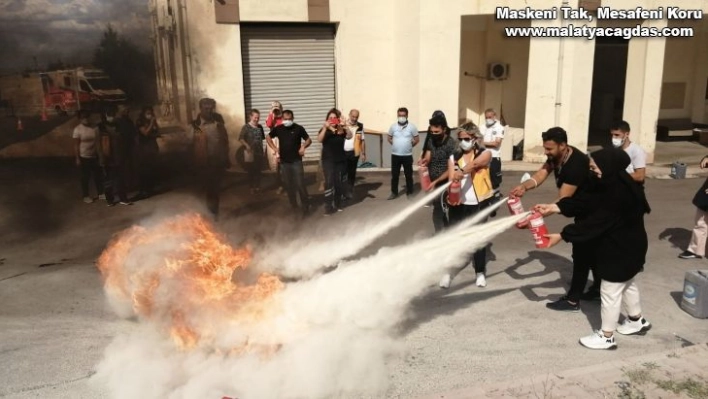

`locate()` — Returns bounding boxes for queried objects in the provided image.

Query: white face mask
[611,137,624,148]
[397,117,407,124]
[460,140,473,151]
[282,120,294,127]
[106,116,114,123]
[485,118,494,126]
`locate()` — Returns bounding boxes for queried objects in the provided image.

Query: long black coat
[557,148,650,283]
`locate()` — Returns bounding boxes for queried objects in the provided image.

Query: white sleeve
[495,124,505,138]
[632,146,646,169]
[72,127,81,139]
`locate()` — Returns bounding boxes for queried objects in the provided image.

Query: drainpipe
[554,0,570,126]
[176,0,193,122]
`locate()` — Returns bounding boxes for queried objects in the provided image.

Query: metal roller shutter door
[241,24,336,162]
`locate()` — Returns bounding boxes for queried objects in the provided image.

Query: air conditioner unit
[488,63,509,80]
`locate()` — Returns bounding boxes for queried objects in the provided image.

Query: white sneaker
[98,194,107,200]
[579,330,617,350]
[83,196,94,204]
[476,273,487,287]
[617,317,651,336]
[439,274,451,289]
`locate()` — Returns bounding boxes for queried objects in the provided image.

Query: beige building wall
[330,0,395,129]
[522,9,596,163]
[623,19,667,164]
[149,0,708,165]
[660,21,708,124]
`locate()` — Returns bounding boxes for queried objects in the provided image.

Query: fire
[97,213,284,353]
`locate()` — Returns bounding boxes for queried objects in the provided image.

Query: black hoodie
[557,148,650,283]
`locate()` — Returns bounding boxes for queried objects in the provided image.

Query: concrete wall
[0,74,44,116]
[659,21,708,124]
[330,0,395,131]
[459,16,530,130]
[148,0,708,165]
[522,2,596,162]
[660,38,699,120]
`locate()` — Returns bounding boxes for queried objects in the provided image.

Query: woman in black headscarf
[534,147,651,350]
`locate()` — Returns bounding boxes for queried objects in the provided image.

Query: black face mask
[586,171,602,191]
[432,134,445,145]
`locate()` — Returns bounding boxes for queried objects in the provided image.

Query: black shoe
[678,250,702,259]
[580,289,601,302]
[324,208,336,216]
[546,295,580,312]
[387,193,398,200]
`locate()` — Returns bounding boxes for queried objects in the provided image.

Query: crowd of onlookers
[73,98,708,351]
[71,105,160,206]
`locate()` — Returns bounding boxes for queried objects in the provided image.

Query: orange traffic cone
[41,108,48,121]
[16,118,24,131]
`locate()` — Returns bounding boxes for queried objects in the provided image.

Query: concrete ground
[1,150,708,398]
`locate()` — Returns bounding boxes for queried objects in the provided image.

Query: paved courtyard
[1,157,708,398]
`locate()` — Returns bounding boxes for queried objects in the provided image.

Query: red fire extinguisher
[507,197,530,229]
[528,211,550,248]
[448,180,461,204]
[419,166,432,191]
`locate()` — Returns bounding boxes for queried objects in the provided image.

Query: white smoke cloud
[92,201,526,398]
[255,183,452,279]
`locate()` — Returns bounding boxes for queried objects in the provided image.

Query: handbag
[692,177,708,211]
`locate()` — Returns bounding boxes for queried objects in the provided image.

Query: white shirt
[343,125,358,152]
[450,150,491,205]
[624,142,646,174]
[72,124,98,158]
[482,121,504,158]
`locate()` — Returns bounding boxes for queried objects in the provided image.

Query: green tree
[94,25,157,104]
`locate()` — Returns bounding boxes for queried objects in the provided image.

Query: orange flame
[97,214,283,353]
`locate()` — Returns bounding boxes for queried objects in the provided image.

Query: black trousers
[391,154,414,195]
[137,142,159,195]
[431,180,449,233]
[246,150,263,189]
[343,151,359,197]
[104,164,129,203]
[490,157,502,190]
[567,240,600,302]
[280,160,309,211]
[323,158,346,211]
[79,157,103,198]
[447,201,489,274]
[199,166,224,217]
